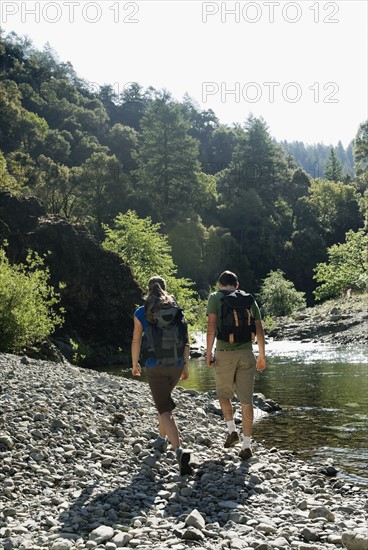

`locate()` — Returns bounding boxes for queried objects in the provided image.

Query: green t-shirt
[206,290,261,350]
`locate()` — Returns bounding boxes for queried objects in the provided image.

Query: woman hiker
[131,275,192,475]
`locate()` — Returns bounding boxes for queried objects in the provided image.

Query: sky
[1,0,367,147]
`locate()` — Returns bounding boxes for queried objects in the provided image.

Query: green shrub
[258,270,306,317]
[70,338,93,366]
[262,315,277,334]
[314,229,368,301]
[0,247,64,353]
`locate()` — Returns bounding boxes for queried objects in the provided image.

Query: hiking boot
[151,437,168,453]
[224,431,240,448]
[177,448,193,476]
[239,447,252,461]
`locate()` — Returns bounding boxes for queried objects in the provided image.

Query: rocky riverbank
[269,294,368,345]
[1,353,367,550]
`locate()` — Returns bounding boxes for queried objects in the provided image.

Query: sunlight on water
[115,342,368,487]
[180,343,368,487]
[265,340,368,364]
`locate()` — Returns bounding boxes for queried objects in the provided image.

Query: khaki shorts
[215,349,256,404]
[146,364,184,414]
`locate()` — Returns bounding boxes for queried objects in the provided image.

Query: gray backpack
[145,303,187,360]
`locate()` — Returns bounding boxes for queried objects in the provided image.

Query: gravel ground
[0,353,367,550]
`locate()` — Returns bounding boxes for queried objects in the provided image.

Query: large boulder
[0,192,142,365]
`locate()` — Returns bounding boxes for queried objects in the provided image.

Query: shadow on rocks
[58,453,254,537]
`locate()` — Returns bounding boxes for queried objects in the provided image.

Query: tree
[98,84,119,122]
[313,229,368,301]
[74,152,131,232]
[0,247,64,353]
[353,121,368,197]
[284,226,328,302]
[133,91,200,223]
[195,172,218,220]
[103,210,176,287]
[102,210,200,327]
[6,151,38,189]
[305,179,362,245]
[288,168,310,205]
[42,129,71,164]
[182,95,219,166]
[106,123,138,170]
[279,140,354,179]
[168,218,208,287]
[324,148,343,181]
[34,155,75,217]
[69,131,109,165]
[17,110,49,155]
[118,82,150,130]
[0,151,24,194]
[0,80,25,152]
[227,115,290,200]
[216,115,293,283]
[208,125,239,173]
[353,121,368,177]
[258,270,306,317]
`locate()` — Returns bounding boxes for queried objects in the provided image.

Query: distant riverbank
[268,293,368,345]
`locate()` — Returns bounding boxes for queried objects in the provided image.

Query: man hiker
[206,270,266,460]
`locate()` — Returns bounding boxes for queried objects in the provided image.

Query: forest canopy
[0,31,367,307]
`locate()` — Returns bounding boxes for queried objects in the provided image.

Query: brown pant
[146,364,184,414]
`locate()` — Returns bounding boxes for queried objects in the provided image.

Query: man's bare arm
[206,313,217,368]
[254,319,266,371]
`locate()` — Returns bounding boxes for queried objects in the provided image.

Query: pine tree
[133,91,200,224]
[354,121,368,177]
[324,148,343,181]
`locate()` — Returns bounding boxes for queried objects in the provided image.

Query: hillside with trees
[0,31,367,357]
[279,140,355,180]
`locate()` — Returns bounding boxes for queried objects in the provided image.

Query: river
[105,341,368,488]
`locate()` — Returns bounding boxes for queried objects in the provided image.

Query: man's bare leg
[241,403,254,437]
[219,397,233,420]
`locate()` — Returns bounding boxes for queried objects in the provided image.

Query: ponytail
[144,277,175,322]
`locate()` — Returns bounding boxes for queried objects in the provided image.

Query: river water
[106,341,368,487]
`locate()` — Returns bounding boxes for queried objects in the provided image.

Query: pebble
[0,352,367,550]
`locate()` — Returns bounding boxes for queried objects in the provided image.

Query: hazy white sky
[1,0,367,146]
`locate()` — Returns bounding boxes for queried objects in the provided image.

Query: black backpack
[145,303,187,360]
[217,290,256,344]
